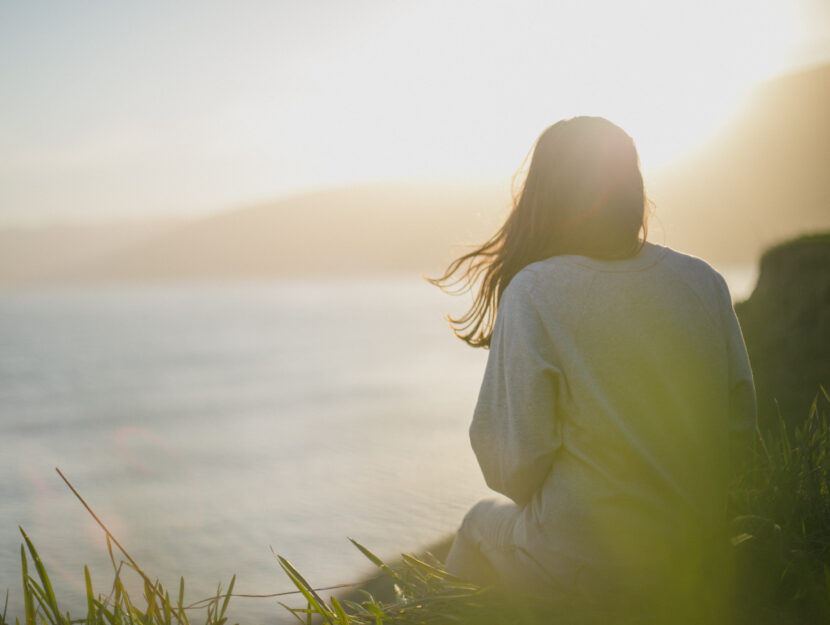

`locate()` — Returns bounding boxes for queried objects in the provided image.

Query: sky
[2,0,829,226]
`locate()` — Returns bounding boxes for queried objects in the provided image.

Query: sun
[341,0,801,181]
[508,0,800,173]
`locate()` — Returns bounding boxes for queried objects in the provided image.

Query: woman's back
[469,242,756,599]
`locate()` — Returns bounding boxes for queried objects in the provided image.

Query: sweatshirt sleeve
[725,306,757,440]
[715,275,757,459]
[469,273,561,507]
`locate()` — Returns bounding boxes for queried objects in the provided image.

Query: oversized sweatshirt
[469,242,756,592]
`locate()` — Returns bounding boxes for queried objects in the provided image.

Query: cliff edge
[735,233,830,432]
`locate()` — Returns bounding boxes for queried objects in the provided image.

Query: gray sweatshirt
[469,242,756,590]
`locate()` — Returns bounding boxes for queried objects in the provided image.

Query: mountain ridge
[3,62,830,286]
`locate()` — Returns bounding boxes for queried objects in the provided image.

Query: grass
[2,390,829,625]
[728,388,830,623]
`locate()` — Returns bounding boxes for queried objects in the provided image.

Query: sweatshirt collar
[558,242,667,272]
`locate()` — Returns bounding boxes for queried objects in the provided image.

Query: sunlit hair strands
[429,116,649,348]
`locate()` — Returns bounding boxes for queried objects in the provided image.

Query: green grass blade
[20,545,35,625]
[218,575,234,621]
[276,602,307,625]
[111,579,123,625]
[96,601,117,625]
[20,580,56,625]
[84,566,96,625]
[347,539,410,592]
[143,580,156,623]
[122,608,136,625]
[175,579,189,625]
[162,592,172,625]
[329,597,349,625]
[400,553,453,577]
[112,577,133,625]
[276,557,334,624]
[363,600,385,624]
[342,600,368,615]
[19,529,59,625]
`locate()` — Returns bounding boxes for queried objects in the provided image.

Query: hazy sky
[2,0,829,225]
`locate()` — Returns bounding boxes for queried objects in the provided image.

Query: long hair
[430,116,649,348]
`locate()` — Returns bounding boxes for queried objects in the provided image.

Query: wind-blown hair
[430,116,649,348]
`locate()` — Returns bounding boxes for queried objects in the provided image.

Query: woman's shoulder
[507,244,733,304]
[659,245,716,272]
[500,265,544,311]
[658,246,731,294]
[503,257,572,300]
[500,256,594,316]
[651,247,738,334]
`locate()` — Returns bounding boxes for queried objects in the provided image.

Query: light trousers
[444,498,558,595]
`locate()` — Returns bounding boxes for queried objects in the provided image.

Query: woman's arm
[717,276,757,472]
[469,272,560,507]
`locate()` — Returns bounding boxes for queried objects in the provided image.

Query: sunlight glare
[315,0,800,179]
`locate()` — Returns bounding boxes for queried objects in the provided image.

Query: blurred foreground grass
[3,390,828,625]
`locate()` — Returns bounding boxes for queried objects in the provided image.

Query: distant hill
[0,220,181,286]
[2,62,830,286]
[0,181,509,286]
[648,62,830,262]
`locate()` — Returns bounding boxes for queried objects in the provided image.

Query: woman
[431,117,756,614]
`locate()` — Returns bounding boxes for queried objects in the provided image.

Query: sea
[0,266,757,623]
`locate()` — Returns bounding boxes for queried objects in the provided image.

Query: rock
[735,233,830,433]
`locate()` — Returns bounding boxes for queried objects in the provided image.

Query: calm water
[0,267,756,622]
[0,278,491,622]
